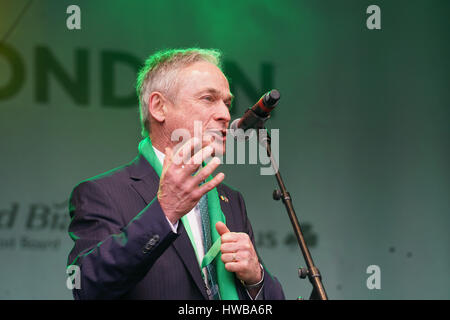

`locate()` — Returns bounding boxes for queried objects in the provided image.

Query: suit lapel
[172,223,209,299]
[128,155,208,299]
[128,155,160,204]
[217,185,236,232]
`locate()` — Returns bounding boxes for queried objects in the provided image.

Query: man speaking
[67,48,285,300]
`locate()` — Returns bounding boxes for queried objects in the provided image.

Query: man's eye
[202,96,213,101]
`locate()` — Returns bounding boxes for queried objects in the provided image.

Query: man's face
[164,61,232,156]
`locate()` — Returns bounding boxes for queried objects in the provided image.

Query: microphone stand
[256,122,328,300]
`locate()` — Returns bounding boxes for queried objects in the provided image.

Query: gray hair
[136,48,222,137]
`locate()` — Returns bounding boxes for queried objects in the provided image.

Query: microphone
[229,89,280,139]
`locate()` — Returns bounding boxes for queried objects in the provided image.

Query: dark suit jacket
[67,154,285,300]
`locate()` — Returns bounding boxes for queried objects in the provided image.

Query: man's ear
[148,92,167,123]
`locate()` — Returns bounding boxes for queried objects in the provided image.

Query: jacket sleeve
[234,191,286,300]
[67,180,178,300]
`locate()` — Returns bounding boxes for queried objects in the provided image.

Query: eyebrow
[200,88,234,102]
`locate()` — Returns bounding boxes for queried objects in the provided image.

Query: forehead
[175,61,231,97]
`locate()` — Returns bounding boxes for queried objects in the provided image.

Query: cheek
[166,103,213,141]
[165,117,192,146]
[170,104,204,128]
[167,113,189,131]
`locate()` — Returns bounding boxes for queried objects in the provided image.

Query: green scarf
[138,137,239,300]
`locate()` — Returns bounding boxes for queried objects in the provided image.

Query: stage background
[0,0,449,299]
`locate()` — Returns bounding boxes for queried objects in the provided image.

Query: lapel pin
[220,195,229,203]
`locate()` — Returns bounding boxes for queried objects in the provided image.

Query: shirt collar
[152,146,165,164]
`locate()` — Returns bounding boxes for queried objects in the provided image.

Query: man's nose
[215,101,231,123]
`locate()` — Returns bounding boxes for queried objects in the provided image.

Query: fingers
[160,147,175,180]
[221,232,250,246]
[220,241,240,253]
[172,136,214,166]
[170,137,217,178]
[222,253,239,265]
[194,157,222,183]
[187,157,224,202]
[215,221,230,236]
[221,251,251,263]
[172,137,202,165]
[159,138,225,221]
[221,252,256,276]
[197,171,225,197]
[219,233,262,284]
[163,147,173,168]
[189,145,214,168]
[223,261,241,273]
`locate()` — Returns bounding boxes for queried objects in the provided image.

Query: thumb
[215,221,230,236]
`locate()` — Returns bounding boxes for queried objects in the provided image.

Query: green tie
[198,194,220,300]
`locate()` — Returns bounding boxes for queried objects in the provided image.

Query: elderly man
[67,48,285,300]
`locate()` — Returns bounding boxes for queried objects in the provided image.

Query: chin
[211,140,226,157]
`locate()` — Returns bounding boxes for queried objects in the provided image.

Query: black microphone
[229,89,280,138]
